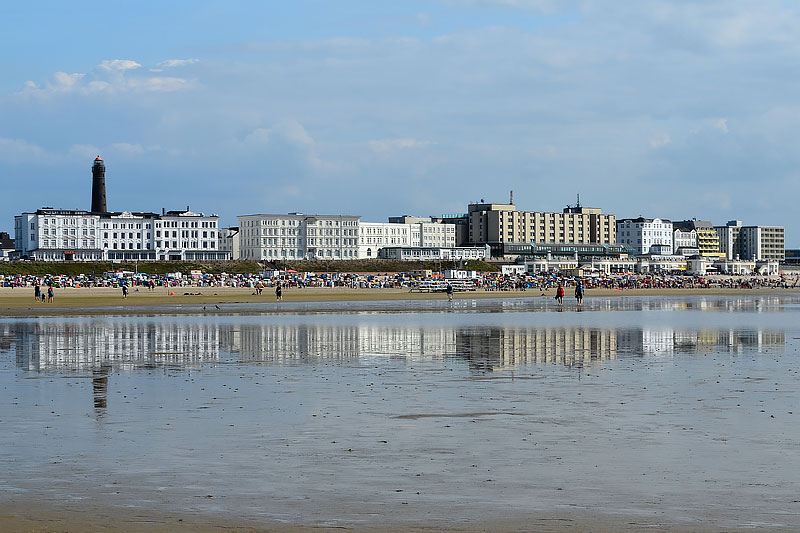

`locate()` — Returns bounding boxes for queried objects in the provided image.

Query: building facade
[15,208,225,261]
[238,213,360,261]
[673,227,698,255]
[716,220,785,261]
[379,245,489,261]
[466,202,616,249]
[674,220,722,258]
[616,217,673,255]
[218,227,240,260]
[359,222,411,259]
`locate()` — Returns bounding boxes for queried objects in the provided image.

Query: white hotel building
[358,220,457,259]
[616,217,674,256]
[15,208,226,261]
[238,213,361,261]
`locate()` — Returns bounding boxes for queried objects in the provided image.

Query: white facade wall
[238,214,360,261]
[673,228,698,254]
[410,222,456,248]
[218,228,240,260]
[101,212,156,260]
[617,218,673,255]
[379,246,488,261]
[15,208,225,261]
[358,222,410,259]
[15,210,103,261]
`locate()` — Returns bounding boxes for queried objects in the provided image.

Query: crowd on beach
[1,269,797,296]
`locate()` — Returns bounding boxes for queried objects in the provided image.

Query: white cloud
[650,134,672,148]
[69,144,102,159]
[98,59,142,71]
[368,138,432,152]
[52,72,85,89]
[157,59,199,69]
[133,76,192,92]
[111,142,145,154]
[713,118,729,134]
[0,138,47,163]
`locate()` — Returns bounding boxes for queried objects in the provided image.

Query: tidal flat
[1,295,799,532]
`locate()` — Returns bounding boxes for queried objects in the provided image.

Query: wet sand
[1,285,797,316]
[0,501,755,532]
[3,296,799,532]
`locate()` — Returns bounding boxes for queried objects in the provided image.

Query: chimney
[162,207,165,216]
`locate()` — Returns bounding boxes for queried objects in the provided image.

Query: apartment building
[466,202,616,249]
[673,220,722,258]
[616,217,674,255]
[15,207,225,261]
[238,213,360,261]
[716,220,785,261]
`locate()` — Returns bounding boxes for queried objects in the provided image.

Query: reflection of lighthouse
[91,155,107,213]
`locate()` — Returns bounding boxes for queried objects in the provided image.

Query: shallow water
[2,295,799,529]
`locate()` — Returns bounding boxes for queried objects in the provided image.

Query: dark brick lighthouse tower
[91,155,107,213]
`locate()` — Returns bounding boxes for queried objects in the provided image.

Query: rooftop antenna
[510,190,514,205]
[576,193,581,208]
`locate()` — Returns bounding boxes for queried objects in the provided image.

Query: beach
[3,295,799,532]
[1,285,798,315]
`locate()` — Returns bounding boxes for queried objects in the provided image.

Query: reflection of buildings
[639,328,785,356]
[14,321,220,371]
[233,324,458,362]
[4,320,787,375]
[454,327,619,371]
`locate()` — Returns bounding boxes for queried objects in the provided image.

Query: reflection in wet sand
[2,319,787,373]
[0,298,798,531]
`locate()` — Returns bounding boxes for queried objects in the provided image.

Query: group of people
[554,281,584,310]
[33,283,55,303]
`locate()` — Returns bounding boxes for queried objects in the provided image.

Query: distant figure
[446,282,454,302]
[574,281,584,310]
[555,282,564,307]
[215,304,220,310]
[276,283,283,301]
[34,284,41,302]
[122,285,128,299]
[47,286,54,303]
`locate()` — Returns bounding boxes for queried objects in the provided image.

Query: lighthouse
[91,156,107,213]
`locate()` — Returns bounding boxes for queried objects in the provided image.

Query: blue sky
[2,1,799,245]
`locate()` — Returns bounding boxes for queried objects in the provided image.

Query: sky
[2,0,799,246]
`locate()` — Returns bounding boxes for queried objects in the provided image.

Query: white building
[673,227,698,256]
[359,222,411,259]
[15,209,104,261]
[410,221,456,248]
[357,221,457,259]
[238,213,360,261]
[151,209,226,261]
[617,217,673,255]
[379,245,488,261]
[15,207,226,261]
[218,227,240,260]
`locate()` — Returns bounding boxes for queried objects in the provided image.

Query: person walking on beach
[47,286,54,303]
[574,280,584,310]
[122,285,128,299]
[555,282,564,307]
[446,282,454,302]
[275,282,282,301]
[34,283,41,302]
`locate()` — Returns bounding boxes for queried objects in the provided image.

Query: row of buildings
[5,158,791,273]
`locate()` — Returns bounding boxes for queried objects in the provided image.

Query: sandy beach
[1,285,798,316]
